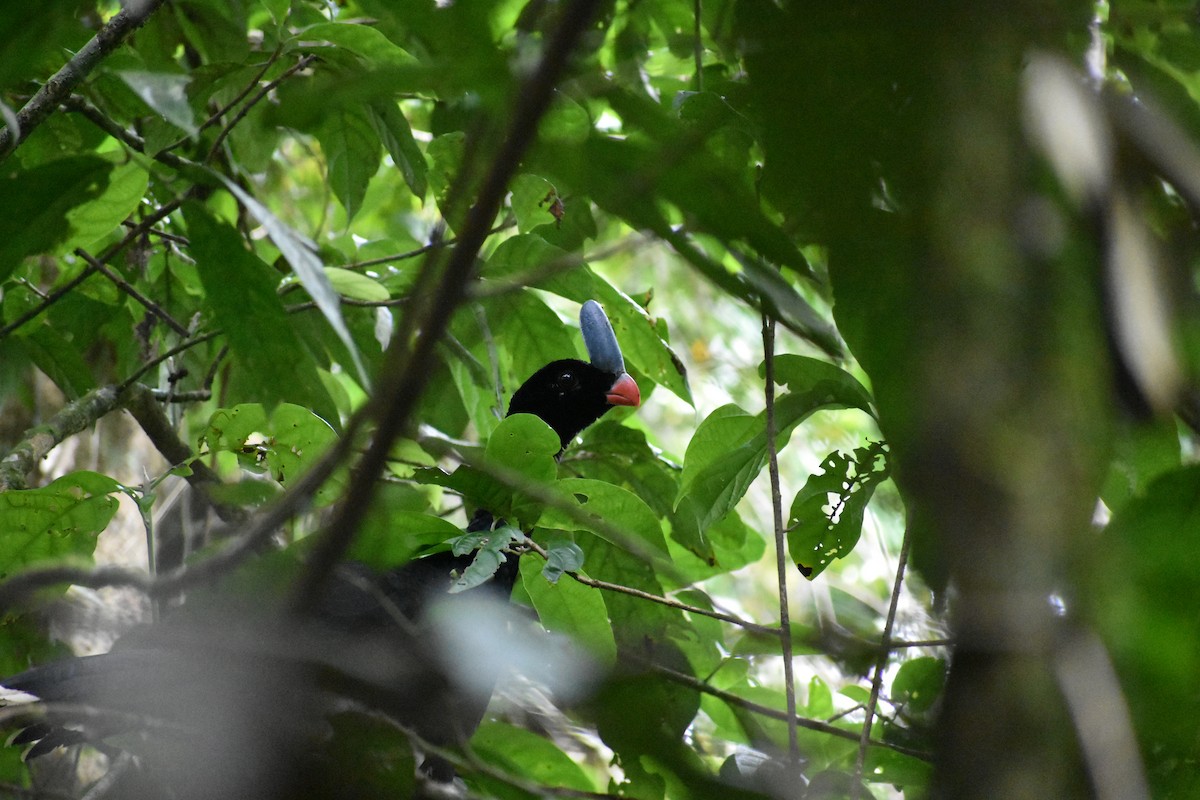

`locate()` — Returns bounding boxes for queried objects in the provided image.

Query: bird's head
[507,300,640,450]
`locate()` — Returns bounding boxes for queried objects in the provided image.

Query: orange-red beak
[606,372,640,407]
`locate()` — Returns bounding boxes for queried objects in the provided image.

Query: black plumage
[1,300,640,794]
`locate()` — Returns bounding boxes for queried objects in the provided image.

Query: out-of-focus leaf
[367,100,428,200]
[219,178,370,390]
[322,267,389,301]
[891,656,946,715]
[472,720,599,792]
[116,70,197,135]
[0,157,110,282]
[1091,465,1200,797]
[787,441,889,579]
[511,173,559,232]
[63,161,149,250]
[183,204,339,424]
[299,22,419,69]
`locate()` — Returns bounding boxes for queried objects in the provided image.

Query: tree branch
[76,248,190,337]
[0,0,169,160]
[0,386,121,491]
[288,0,607,612]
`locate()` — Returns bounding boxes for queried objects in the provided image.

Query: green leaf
[484,413,561,527]
[448,524,522,592]
[472,721,599,793]
[217,180,370,390]
[0,157,111,282]
[367,100,428,200]
[116,70,197,135]
[0,471,120,577]
[63,161,150,250]
[511,174,559,233]
[322,267,390,302]
[350,503,458,571]
[891,656,946,714]
[541,537,585,583]
[1092,465,1200,788]
[677,357,875,541]
[299,22,419,69]
[787,441,889,579]
[520,554,616,663]
[316,103,382,223]
[183,204,339,425]
[541,477,669,556]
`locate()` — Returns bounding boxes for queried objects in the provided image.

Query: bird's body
[1,300,640,795]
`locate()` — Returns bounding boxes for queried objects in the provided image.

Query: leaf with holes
[787,441,889,579]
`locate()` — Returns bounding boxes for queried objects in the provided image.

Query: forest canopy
[0,2,1198,799]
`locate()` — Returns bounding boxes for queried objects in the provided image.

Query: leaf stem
[762,312,800,761]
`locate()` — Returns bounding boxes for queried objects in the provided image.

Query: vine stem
[852,519,912,797]
[762,313,799,761]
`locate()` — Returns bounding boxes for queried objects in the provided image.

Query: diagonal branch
[852,521,912,798]
[0,0,169,160]
[288,0,607,612]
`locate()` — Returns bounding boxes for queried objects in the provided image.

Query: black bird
[0,299,640,797]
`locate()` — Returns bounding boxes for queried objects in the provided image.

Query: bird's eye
[557,369,577,388]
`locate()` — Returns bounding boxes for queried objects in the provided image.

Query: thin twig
[523,539,779,636]
[638,657,932,761]
[852,522,912,798]
[0,0,168,159]
[762,313,800,761]
[76,248,190,337]
[0,193,191,342]
[342,220,516,272]
[206,55,316,163]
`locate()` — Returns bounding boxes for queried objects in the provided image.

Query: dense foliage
[2,1,1200,798]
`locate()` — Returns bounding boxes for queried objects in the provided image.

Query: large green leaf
[0,471,121,577]
[472,721,599,793]
[540,477,669,557]
[183,203,339,425]
[315,103,382,223]
[1091,465,1200,797]
[0,157,111,282]
[676,356,875,541]
[520,554,617,663]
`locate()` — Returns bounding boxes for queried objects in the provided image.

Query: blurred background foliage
[1,0,1200,798]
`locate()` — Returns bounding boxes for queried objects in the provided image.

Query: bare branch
[0,0,169,160]
[0,386,121,491]
[76,248,191,337]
